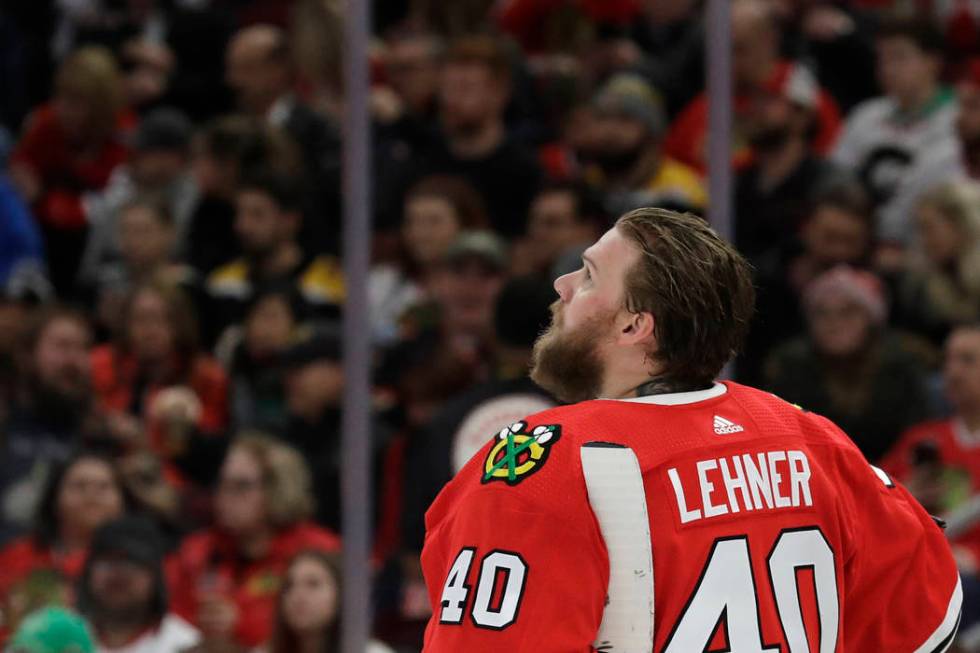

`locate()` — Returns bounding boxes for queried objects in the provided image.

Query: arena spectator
[0,451,131,600]
[741,180,876,385]
[831,16,956,238]
[279,330,392,533]
[0,309,98,539]
[79,107,199,292]
[185,117,301,277]
[226,286,305,434]
[882,325,980,516]
[89,197,193,337]
[169,434,340,649]
[511,181,602,280]
[370,175,488,344]
[8,47,136,295]
[90,281,228,477]
[224,23,341,251]
[791,182,877,293]
[891,181,980,348]
[663,0,841,173]
[386,231,509,426]
[420,35,542,238]
[376,31,443,141]
[264,550,394,653]
[77,516,200,653]
[764,266,933,461]
[581,73,705,217]
[885,59,980,246]
[202,167,344,345]
[7,607,95,653]
[735,63,844,266]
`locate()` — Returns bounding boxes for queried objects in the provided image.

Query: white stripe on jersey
[581,443,654,653]
[913,575,962,653]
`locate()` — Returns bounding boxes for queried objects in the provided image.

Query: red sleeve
[422,494,607,652]
[662,96,708,173]
[838,452,961,650]
[192,359,230,435]
[421,429,608,653]
[10,107,56,174]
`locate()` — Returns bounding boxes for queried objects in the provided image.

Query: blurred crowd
[5,0,980,650]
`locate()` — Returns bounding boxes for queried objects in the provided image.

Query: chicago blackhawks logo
[482,421,561,486]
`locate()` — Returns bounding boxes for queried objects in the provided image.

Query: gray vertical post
[706,0,733,242]
[341,0,372,650]
[707,0,735,379]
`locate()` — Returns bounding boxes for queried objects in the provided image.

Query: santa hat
[803,266,887,325]
[764,62,819,110]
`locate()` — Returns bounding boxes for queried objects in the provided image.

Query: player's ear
[618,310,655,346]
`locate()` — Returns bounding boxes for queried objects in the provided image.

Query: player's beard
[530,301,614,403]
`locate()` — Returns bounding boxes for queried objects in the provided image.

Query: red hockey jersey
[421,382,961,652]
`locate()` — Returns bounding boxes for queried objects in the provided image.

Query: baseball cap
[444,231,509,271]
[8,607,95,653]
[592,73,667,136]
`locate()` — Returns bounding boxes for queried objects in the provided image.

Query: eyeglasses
[216,477,263,495]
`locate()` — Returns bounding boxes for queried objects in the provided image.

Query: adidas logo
[713,415,744,435]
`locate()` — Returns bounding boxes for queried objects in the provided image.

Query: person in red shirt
[662,0,841,174]
[882,325,980,564]
[0,450,130,644]
[90,280,229,485]
[422,207,960,651]
[169,434,340,649]
[8,46,136,295]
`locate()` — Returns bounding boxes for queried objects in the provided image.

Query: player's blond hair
[616,208,755,386]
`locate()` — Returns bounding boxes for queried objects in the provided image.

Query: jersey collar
[604,382,728,405]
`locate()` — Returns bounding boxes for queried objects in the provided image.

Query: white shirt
[97,614,201,653]
[831,94,957,240]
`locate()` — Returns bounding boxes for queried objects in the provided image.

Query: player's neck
[599,370,711,399]
[632,378,711,398]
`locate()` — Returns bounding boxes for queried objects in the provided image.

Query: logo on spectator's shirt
[482,421,561,486]
[713,415,744,435]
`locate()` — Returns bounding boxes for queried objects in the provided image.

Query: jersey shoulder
[423,402,613,536]
[727,382,869,457]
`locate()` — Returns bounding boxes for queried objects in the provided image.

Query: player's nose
[554,272,572,302]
